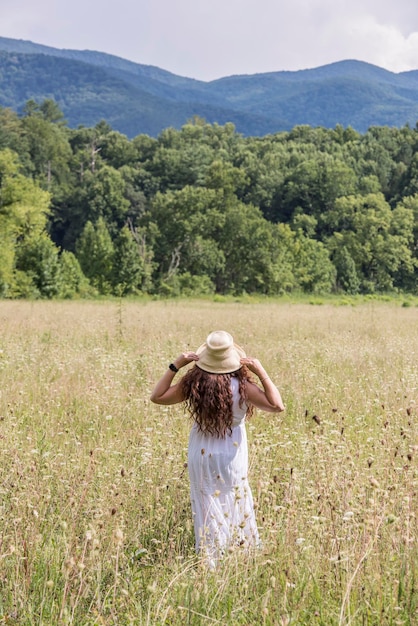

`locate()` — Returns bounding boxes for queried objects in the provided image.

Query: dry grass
[0,299,417,624]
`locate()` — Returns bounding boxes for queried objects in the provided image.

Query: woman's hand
[173,351,199,370]
[240,357,266,379]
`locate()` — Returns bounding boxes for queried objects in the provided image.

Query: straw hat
[196,331,246,374]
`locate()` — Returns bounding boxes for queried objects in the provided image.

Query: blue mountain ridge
[1,36,418,137]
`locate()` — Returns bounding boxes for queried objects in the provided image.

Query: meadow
[0,298,417,625]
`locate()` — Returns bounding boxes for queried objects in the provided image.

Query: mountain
[1,36,418,137]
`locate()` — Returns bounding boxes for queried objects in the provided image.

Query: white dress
[187,377,259,565]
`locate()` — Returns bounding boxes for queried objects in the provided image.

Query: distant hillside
[1,36,418,137]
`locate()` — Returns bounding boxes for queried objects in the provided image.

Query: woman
[150,330,284,567]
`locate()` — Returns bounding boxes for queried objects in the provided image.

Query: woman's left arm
[150,352,199,405]
[241,357,285,413]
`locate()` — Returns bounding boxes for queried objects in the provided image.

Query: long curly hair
[181,365,253,438]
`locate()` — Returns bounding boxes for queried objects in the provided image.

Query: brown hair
[181,365,253,438]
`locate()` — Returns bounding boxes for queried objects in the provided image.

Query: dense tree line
[0,100,417,298]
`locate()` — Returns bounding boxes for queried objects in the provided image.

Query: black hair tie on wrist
[169,363,179,373]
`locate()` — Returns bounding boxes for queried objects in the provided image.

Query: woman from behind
[150,330,284,567]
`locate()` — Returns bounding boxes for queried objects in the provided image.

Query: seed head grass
[0,299,417,624]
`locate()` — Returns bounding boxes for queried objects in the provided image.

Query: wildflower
[65,557,76,571]
[114,527,124,546]
[147,580,157,593]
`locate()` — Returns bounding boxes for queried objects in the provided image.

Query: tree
[98,130,137,169]
[281,154,357,221]
[0,148,52,296]
[39,99,67,124]
[149,142,214,192]
[204,159,248,198]
[21,100,72,189]
[147,186,225,284]
[289,228,336,294]
[233,138,288,220]
[325,193,415,292]
[85,166,130,230]
[331,244,360,294]
[75,218,114,294]
[15,233,62,299]
[59,165,130,249]
[0,149,51,234]
[216,199,278,294]
[389,200,418,291]
[0,107,31,170]
[111,226,144,295]
[58,251,90,298]
[397,194,418,256]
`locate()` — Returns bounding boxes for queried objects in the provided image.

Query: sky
[1,0,418,81]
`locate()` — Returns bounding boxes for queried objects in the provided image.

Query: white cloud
[1,0,418,79]
[313,13,418,73]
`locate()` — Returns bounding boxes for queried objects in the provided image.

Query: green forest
[0,99,417,299]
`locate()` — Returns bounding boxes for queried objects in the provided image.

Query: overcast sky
[2,0,418,81]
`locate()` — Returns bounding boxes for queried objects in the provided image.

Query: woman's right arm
[150,351,198,405]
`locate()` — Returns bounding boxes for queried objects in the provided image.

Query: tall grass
[0,299,417,624]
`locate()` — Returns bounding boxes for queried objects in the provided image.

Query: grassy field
[0,299,417,625]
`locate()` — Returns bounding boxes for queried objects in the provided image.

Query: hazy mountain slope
[0,50,281,137]
[1,37,418,136]
[0,36,199,87]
